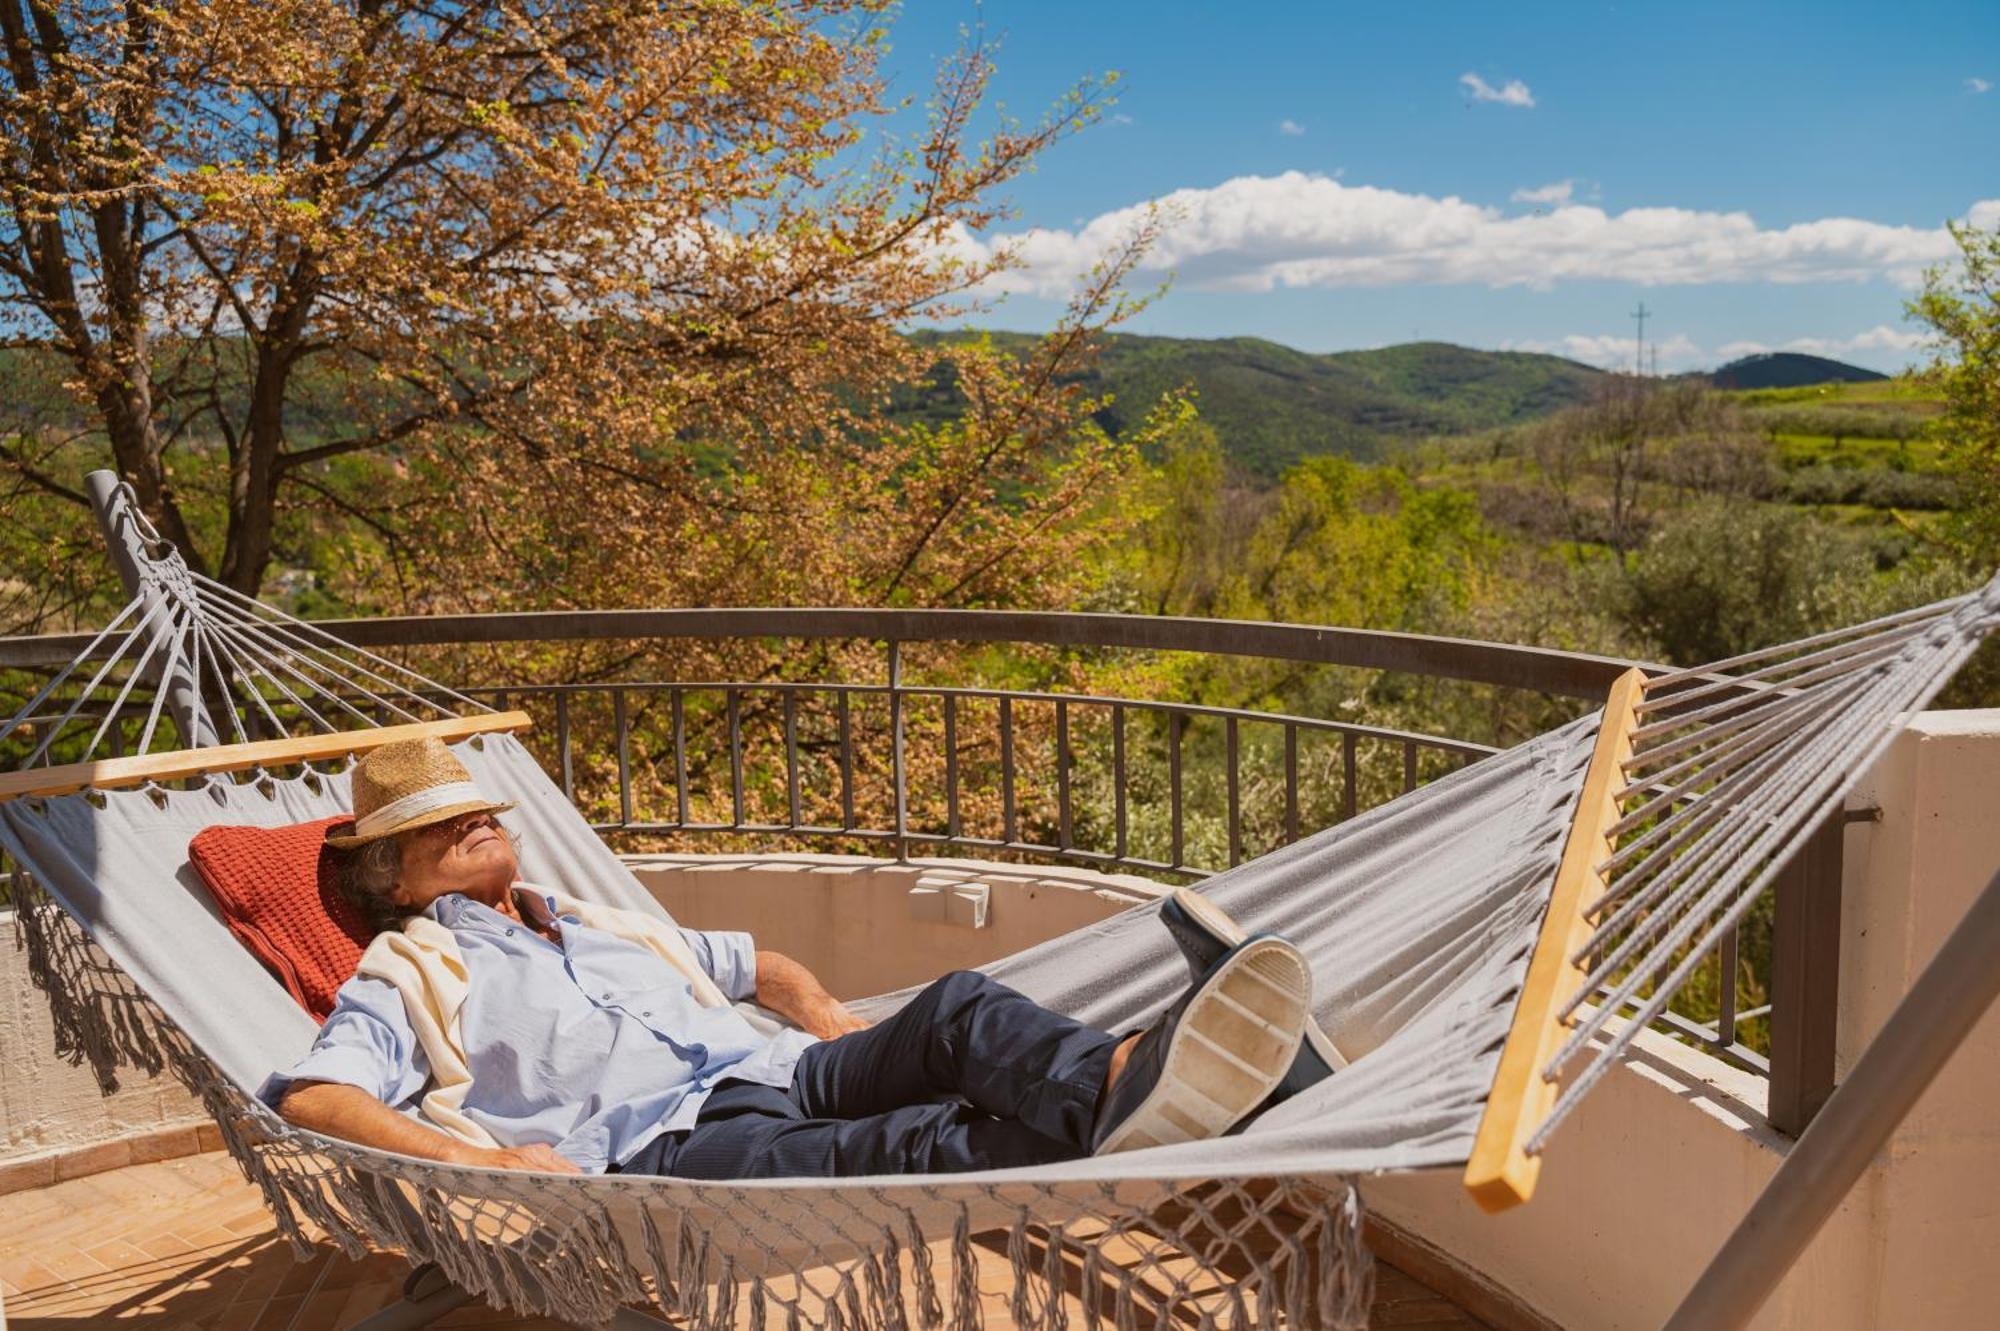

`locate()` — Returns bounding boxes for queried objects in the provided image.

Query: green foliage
[1220,456,1492,631]
[1780,465,1957,510]
[1909,220,2000,566]
[1614,500,1878,666]
[1111,428,1494,636]
[1749,404,1933,443]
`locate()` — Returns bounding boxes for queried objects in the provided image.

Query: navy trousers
[614,970,1119,1178]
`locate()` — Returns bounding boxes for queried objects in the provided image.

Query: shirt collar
[427,883,551,927]
[515,885,566,926]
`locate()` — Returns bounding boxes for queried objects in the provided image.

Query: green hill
[1710,352,1888,390]
[906,331,1606,477]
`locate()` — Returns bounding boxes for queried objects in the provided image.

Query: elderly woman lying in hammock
[266,737,1340,1179]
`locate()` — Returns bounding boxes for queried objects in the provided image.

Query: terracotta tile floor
[0,1152,1486,1328]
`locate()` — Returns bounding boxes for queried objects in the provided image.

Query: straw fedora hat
[325,736,514,849]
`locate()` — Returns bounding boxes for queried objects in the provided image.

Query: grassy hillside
[907,330,1607,477]
[1403,376,1955,566]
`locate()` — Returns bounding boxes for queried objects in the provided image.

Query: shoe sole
[1095,936,1310,1155]
[1170,888,1349,1071]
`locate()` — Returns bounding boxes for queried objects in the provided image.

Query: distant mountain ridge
[906,331,1608,477]
[1708,352,1888,390]
[905,332,1894,477]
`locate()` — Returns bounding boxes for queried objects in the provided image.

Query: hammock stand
[3,470,1997,1329]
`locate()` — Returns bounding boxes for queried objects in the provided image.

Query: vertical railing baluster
[555,692,573,799]
[1769,811,1844,1135]
[1342,731,1358,821]
[1169,710,1184,869]
[671,688,689,827]
[1283,722,1299,845]
[1056,699,1072,851]
[999,695,1016,846]
[1403,740,1418,794]
[888,642,907,863]
[1112,703,1128,864]
[838,689,855,831]
[727,688,744,828]
[613,687,632,828]
[1718,926,1740,1053]
[944,692,960,842]
[784,689,801,830]
[1226,715,1242,867]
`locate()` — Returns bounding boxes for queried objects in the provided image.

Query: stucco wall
[0,924,205,1161]
[625,853,1165,1000]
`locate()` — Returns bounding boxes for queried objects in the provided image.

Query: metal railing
[0,606,1840,1125]
[466,676,1495,878]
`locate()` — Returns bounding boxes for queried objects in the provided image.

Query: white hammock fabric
[3,480,1996,1328]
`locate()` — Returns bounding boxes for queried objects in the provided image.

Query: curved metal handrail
[0,606,1646,699]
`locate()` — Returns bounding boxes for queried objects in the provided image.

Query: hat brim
[324,798,516,849]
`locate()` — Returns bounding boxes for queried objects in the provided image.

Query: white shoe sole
[1170,887,1349,1071]
[1095,936,1310,1155]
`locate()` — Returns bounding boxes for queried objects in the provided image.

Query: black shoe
[1092,936,1310,1155]
[1159,887,1346,1104]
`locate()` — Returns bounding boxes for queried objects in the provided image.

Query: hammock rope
[1530,576,2000,1151]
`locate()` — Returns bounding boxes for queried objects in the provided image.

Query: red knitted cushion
[187,816,373,1022]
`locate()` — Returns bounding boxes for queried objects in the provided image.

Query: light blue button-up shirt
[260,889,817,1173]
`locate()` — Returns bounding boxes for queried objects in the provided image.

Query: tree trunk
[219,358,287,596]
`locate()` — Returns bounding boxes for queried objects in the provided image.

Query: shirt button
[603,992,613,1001]
[642,1010,653,1018]
[505,928,515,937]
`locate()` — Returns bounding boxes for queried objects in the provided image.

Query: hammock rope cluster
[2,473,1994,1329]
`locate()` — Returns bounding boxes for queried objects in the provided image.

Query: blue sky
[877,1,1999,371]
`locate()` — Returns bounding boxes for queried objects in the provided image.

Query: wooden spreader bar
[1464,666,1647,1212]
[0,711,534,805]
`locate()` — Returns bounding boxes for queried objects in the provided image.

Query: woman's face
[392,810,518,912]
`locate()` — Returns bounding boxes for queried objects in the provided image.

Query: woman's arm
[278,1080,579,1174]
[754,950,868,1040]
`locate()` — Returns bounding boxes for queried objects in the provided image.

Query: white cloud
[1511,180,1574,206]
[1506,332,1705,372]
[1970,200,2000,230]
[1969,77,1992,94]
[1716,325,1930,361]
[955,171,1987,298]
[1278,119,1306,137]
[1460,73,1536,108]
[1501,324,1931,374]
[1109,113,1135,126]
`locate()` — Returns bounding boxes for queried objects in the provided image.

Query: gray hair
[336,836,409,935]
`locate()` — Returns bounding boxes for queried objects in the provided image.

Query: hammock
[2,473,1995,1329]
